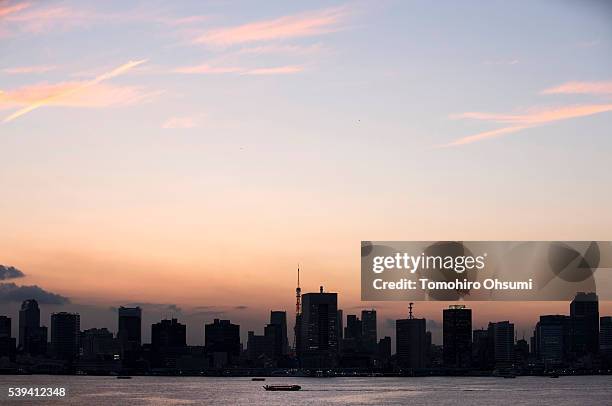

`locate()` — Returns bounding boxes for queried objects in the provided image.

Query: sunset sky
[1,0,612,345]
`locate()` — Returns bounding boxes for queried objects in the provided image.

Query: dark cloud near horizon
[0,282,70,304]
[234,305,248,310]
[109,302,183,314]
[0,265,25,280]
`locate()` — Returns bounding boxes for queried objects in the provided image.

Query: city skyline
[2,1,612,348]
[0,290,609,376]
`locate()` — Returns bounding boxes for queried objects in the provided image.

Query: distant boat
[116,376,132,380]
[252,378,266,381]
[263,385,301,391]
[549,373,560,378]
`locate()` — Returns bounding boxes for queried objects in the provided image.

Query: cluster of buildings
[0,290,611,375]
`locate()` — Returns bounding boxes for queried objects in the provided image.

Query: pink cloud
[2,65,56,74]
[442,104,612,147]
[173,64,304,76]
[173,64,243,74]
[193,6,347,46]
[242,65,304,75]
[235,43,324,55]
[4,4,94,33]
[0,2,30,18]
[2,60,149,123]
[162,116,198,129]
[542,81,612,95]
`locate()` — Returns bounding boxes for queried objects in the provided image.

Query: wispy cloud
[542,81,612,95]
[4,4,94,33]
[2,59,147,123]
[2,65,56,74]
[193,6,347,47]
[173,63,304,76]
[173,64,243,74]
[235,43,324,55]
[442,104,612,147]
[162,116,198,129]
[242,65,304,75]
[1,2,209,35]
[0,1,30,18]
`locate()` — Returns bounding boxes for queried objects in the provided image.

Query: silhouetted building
[570,292,599,357]
[151,318,186,368]
[345,315,362,341]
[337,310,343,341]
[378,336,391,366]
[534,315,570,367]
[247,331,273,366]
[298,286,339,368]
[472,328,491,370]
[0,316,10,338]
[396,317,426,369]
[488,321,514,368]
[443,305,472,368]
[205,319,240,366]
[19,300,47,356]
[600,316,612,362]
[361,309,377,353]
[0,316,16,361]
[270,311,289,356]
[51,312,80,362]
[80,328,117,360]
[152,319,186,350]
[117,306,142,356]
[514,338,529,368]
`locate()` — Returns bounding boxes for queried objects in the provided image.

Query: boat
[252,378,266,381]
[263,385,301,391]
[549,373,560,378]
[116,376,132,379]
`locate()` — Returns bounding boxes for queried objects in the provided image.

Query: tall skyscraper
[361,309,377,353]
[396,311,427,369]
[18,299,47,356]
[488,321,514,367]
[0,316,10,338]
[80,328,116,360]
[298,286,338,368]
[151,318,186,368]
[247,330,274,365]
[337,309,343,341]
[600,316,612,361]
[472,328,491,369]
[345,315,362,340]
[270,311,289,355]
[205,319,240,364]
[0,316,16,361]
[117,306,142,355]
[570,292,599,357]
[443,305,472,368]
[535,315,570,367]
[152,319,186,351]
[378,336,391,366]
[51,312,80,362]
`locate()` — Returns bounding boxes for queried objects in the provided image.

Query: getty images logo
[372,252,487,274]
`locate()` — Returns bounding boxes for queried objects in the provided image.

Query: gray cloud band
[361,241,612,301]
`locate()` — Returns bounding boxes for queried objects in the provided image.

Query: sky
[1,0,612,346]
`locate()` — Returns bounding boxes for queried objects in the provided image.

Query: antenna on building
[409,302,414,319]
[293,264,303,353]
[296,265,301,316]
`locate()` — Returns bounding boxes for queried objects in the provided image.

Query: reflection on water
[0,375,610,405]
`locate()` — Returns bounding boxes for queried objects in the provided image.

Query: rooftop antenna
[293,264,302,353]
[409,302,414,319]
[296,265,301,316]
